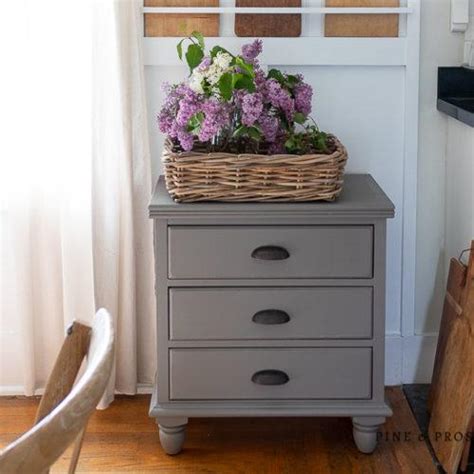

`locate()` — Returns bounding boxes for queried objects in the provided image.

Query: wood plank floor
[0,387,436,473]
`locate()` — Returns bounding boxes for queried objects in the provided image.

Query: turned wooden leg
[352,416,385,454]
[156,416,188,455]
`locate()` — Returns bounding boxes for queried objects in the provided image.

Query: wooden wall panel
[144,0,219,37]
[325,0,399,38]
[235,0,301,37]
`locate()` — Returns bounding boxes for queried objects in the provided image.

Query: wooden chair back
[0,308,115,474]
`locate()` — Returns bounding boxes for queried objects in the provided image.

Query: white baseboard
[385,333,438,385]
[401,333,438,383]
[385,334,403,385]
[136,384,153,394]
[0,386,41,396]
[0,335,438,396]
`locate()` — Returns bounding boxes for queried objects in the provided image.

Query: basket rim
[163,134,346,162]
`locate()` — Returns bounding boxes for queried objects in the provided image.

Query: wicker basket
[162,135,348,202]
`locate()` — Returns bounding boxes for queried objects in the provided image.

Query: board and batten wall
[144,1,465,386]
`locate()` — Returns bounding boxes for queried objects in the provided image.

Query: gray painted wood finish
[169,287,373,340]
[156,416,188,456]
[168,226,373,279]
[169,348,372,400]
[149,173,395,455]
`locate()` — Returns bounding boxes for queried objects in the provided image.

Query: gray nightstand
[149,174,394,455]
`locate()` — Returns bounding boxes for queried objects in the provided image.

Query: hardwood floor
[0,387,436,473]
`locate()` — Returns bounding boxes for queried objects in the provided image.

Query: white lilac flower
[189,71,204,93]
[214,52,233,70]
[206,64,221,85]
[205,52,233,85]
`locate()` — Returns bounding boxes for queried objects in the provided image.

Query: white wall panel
[446,117,474,267]
[415,0,464,334]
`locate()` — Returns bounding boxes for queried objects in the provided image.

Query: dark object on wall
[325,0,399,38]
[235,0,301,37]
[428,244,474,474]
[437,67,474,128]
[144,0,220,37]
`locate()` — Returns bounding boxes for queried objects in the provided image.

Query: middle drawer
[169,287,373,340]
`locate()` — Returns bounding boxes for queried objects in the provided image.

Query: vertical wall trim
[401,0,421,339]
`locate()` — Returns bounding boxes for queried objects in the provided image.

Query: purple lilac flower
[294,82,313,116]
[241,39,263,64]
[158,83,178,134]
[265,79,295,121]
[241,93,263,126]
[177,130,194,151]
[258,112,279,143]
[158,81,233,150]
[254,69,268,96]
[198,99,231,142]
[158,111,174,135]
[175,84,202,128]
[281,95,295,121]
[176,96,200,127]
[157,82,204,150]
[198,56,212,71]
[265,79,284,107]
[158,38,318,154]
[268,131,286,154]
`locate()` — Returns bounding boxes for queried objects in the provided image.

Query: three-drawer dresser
[149,174,395,455]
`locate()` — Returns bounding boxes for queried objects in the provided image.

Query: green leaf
[280,113,290,131]
[294,112,306,125]
[315,133,328,152]
[202,80,213,96]
[285,137,296,151]
[218,72,233,101]
[247,126,262,140]
[233,125,262,141]
[210,45,233,59]
[235,57,254,78]
[185,44,204,72]
[186,111,204,133]
[267,68,285,84]
[231,73,244,88]
[286,74,299,87]
[232,125,246,138]
[233,75,256,92]
[177,39,184,60]
[190,31,205,49]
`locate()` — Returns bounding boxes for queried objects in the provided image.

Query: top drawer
[168,226,373,279]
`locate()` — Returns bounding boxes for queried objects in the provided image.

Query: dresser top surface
[149,174,395,219]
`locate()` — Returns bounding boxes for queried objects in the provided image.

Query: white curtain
[0,0,155,405]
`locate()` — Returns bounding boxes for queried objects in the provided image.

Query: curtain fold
[93,0,155,405]
[0,0,155,405]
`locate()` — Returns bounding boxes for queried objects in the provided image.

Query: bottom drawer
[169,348,372,400]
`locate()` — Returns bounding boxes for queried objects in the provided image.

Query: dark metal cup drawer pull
[251,369,290,386]
[252,309,290,325]
[251,245,290,261]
